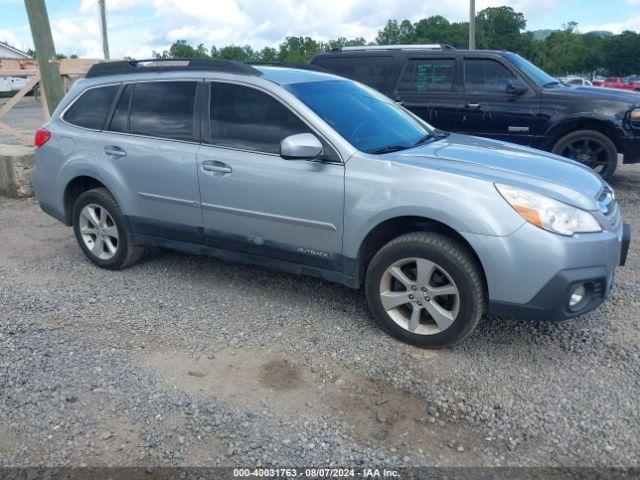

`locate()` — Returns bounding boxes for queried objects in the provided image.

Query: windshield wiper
[543,81,561,88]
[368,144,411,154]
[412,130,450,147]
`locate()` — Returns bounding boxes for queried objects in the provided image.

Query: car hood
[388,133,605,211]
[550,85,640,104]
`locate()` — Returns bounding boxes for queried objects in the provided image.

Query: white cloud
[50,16,103,58]
[0,28,22,49]
[513,0,563,20]
[581,16,640,33]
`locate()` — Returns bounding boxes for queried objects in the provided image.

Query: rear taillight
[34,128,51,148]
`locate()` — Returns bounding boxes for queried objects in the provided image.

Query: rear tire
[552,129,618,180]
[365,232,486,348]
[72,187,145,270]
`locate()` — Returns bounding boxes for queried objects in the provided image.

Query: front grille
[592,279,605,297]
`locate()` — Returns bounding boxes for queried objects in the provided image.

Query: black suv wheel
[552,130,618,180]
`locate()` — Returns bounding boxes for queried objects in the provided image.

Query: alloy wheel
[79,204,119,260]
[560,137,610,174]
[379,257,460,335]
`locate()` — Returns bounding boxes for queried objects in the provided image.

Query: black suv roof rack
[249,61,328,73]
[330,44,455,52]
[86,58,262,78]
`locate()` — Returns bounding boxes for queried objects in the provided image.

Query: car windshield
[284,80,433,154]
[507,53,561,88]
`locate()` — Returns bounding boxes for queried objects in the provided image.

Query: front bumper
[619,132,640,163]
[488,266,615,321]
[465,221,630,321]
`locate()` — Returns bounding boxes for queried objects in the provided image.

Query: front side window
[398,59,455,93]
[464,59,516,93]
[209,82,311,154]
[285,80,432,154]
[128,81,197,141]
[506,53,560,88]
[63,85,118,130]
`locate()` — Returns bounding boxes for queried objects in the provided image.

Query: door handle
[466,103,481,110]
[202,161,232,174]
[104,146,126,157]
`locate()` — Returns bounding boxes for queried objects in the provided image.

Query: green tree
[324,37,367,51]
[217,45,256,61]
[154,40,210,59]
[476,6,526,50]
[375,20,401,45]
[257,46,278,62]
[277,36,322,63]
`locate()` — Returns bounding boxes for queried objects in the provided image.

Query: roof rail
[249,61,328,73]
[86,58,262,78]
[332,44,455,52]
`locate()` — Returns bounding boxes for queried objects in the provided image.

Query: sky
[0,0,640,59]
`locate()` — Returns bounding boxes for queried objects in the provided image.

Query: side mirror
[280,133,324,160]
[506,78,528,95]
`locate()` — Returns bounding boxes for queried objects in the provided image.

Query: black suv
[311,45,640,179]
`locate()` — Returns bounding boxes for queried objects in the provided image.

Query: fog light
[569,284,587,310]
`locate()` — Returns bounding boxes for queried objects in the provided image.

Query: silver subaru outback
[32,59,631,348]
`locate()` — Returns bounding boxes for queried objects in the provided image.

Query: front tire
[72,187,145,270]
[365,232,486,348]
[552,129,618,180]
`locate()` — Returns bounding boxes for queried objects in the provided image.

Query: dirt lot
[0,161,639,469]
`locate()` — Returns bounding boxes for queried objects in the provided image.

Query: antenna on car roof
[86,58,263,78]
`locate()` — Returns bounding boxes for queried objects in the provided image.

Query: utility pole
[98,0,110,59]
[24,0,65,113]
[469,0,476,50]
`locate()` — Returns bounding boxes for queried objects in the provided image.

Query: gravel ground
[0,158,639,468]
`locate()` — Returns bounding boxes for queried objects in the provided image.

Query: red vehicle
[596,77,640,91]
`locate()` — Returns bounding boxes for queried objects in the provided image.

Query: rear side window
[63,85,118,130]
[464,59,516,93]
[209,82,311,154]
[128,81,197,141]
[398,59,455,93]
[312,56,398,93]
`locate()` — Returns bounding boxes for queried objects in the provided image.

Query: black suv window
[464,59,516,93]
[209,82,310,154]
[398,59,455,93]
[312,56,397,92]
[128,81,197,141]
[64,85,118,130]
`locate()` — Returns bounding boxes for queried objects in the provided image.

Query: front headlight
[628,108,640,129]
[495,184,601,236]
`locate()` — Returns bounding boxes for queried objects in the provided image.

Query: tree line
[152,6,640,76]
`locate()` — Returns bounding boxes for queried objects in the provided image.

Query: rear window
[312,56,398,93]
[129,81,197,141]
[398,59,455,93]
[63,85,118,130]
